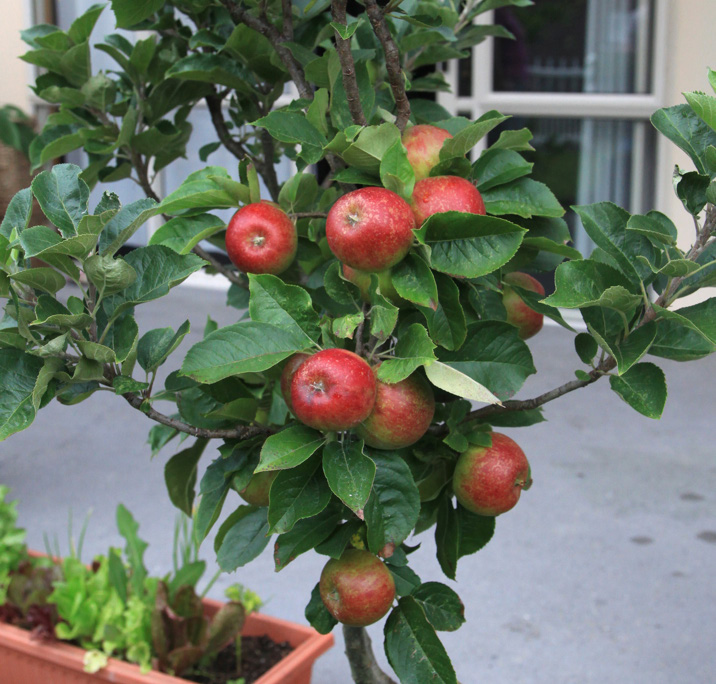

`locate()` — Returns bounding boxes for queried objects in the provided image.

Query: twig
[281,0,293,40]
[192,244,248,290]
[355,303,369,357]
[219,0,313,100]
[363,0,411,131]
[258,128,281,201]
[122,392,274,440]
[331,0,368,126]
[291,211,328,219]
[205,93,249,160]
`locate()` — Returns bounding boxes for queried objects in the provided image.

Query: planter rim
[1,551,334,684]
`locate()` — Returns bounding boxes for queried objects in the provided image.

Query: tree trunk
[343,625,396,684]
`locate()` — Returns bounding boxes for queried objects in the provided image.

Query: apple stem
[343,625,397,684]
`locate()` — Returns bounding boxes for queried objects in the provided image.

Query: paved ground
[2,283,715,684]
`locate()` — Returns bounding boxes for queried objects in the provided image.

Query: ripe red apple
[410,176,486,227]
[341,264,404,306]
[225,201,297,274]
[502,272,545,340]
[326,187,415,272]
[402,124,453,181]
[356,367,435,449]
[291,348,376,431]
[319,549,396,626]
[280,352,311,413]
[238,471,278,507]
[453,432,532,516]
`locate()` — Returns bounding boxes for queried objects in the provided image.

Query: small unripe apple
[326,187,415,272]
[280,352,311,413]
[239,471,278,507]
[410,176,486,227]
[291,349,376,431]
[356,367,435,449]
[226,201,297,274]
[341,264,404,306]
[319,549,396,626]
[502,272,545,340]
[402,124,453,181]
[453,432,532,516]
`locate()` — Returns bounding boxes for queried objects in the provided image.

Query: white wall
[0,1,33,111]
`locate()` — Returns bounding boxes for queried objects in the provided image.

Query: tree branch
[205,93,249,161]
[458,203,716,429]
[258,128,281,201]
[122,392,273,441]
[281,0,294,40]
[363,0,411,131]
[219,0,313,100]
[343,626,396,684]
[331,0,368,126]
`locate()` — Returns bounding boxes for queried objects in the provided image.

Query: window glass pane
[493,0,654,94]
[486,117,656,255]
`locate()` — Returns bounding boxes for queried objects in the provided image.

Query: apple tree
[2,1,716,682]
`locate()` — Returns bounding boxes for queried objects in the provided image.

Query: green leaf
[159,168,247,215]
[473,148,533,191]
[654,298,716,345]
[100,247,204,325]
[685,90,716,132]
[102,312,138,364]
[148,214,225,255]
[425,361,501,405]
[215,506,271,572]
[439,111,508,160]
[31,164,89,238]
[181,321,308,384]
[256,425,325,472]
[20,224,99,261]
[419,272,466,351]
[416,212,526,278]
[110,0,163,27]
[84,255,137,297]
[380,141,415,200]
[651,104,716,176]
[609,362,667,419]
[543,260,641,312]
[112,376,148,395]
[384,597,457,684]
[649,318,716,361]
[341,123,401,174]
[249,274,321,344]
[305,583,338,634]
[612,321,657,375]
[267,455,332,535]
[76,340,116,363]
[676,171,710,216]
[626,212,678,245]
[32,294,92,330]
[333,311,364,338]
[68,3,105,43]
[137,320,190,372]
[410,582,465,632]
[574,332,598,365]
[0,188,33,239]
[391,254,438,309]
[116,504,148,595]
[164,439,208,516]
[322,441,376,517]
[10,268,66,294]
[377,323,437,384]
[253,111,327,163]
[166,53,252,93]
[274,507,342,571]
[0,349,44,441]
[99,198,158,257]
[364,451,420,554]
[438,321,536,400]
[482,178,564,218]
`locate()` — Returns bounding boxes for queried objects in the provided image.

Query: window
[439,0,667,255]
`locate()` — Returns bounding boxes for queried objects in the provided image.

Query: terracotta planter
[0,580,333,684]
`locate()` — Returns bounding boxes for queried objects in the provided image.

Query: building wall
[0,2,32,111]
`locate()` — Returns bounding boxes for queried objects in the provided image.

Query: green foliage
[2,1,716,681]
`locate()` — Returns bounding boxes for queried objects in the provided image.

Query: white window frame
[437,0,669,217]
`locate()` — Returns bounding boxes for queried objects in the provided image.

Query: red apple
[453,432,532,516]
[402,124,453,181]
[280,352,311,413]
[319,549,396,626]
[410,176,486,227]
[238,471,278,507]
[502,272,545,340]
[326,187,415,272]
[291,348,376,431]
[356,367,435,449]
[225,201,297,274]
[341,264,404,306]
